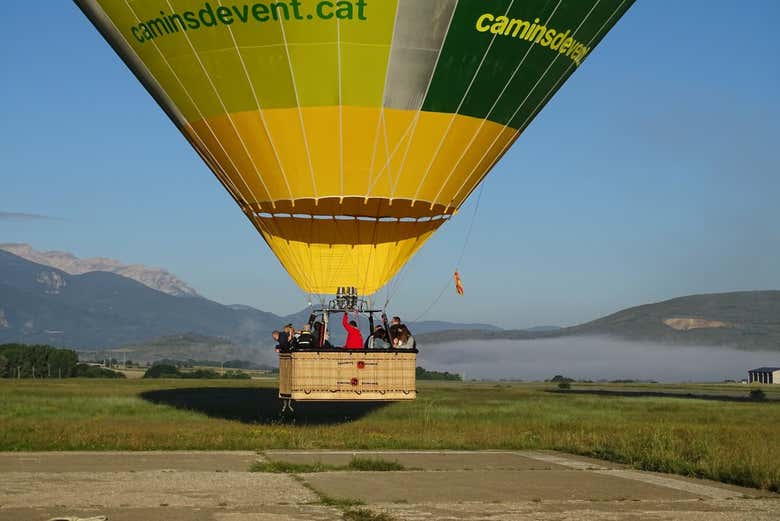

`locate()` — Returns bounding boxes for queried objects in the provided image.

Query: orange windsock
[454,271,464,296]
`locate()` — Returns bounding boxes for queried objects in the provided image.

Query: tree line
[0,343,79,378]
[416,366,462,381]
[0,343,124,379]
[143,363,250,379]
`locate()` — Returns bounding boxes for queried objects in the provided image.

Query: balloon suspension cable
[410,181,486,323]
[382,259,412,310]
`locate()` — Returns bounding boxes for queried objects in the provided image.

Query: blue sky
[1,1,778,328]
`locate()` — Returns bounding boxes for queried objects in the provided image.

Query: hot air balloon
[75,0,634,405]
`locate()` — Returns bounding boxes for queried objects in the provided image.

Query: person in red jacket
[342,312,364,349]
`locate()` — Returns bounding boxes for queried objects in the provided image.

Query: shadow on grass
[140,387,388,425]
[549,389,775,403]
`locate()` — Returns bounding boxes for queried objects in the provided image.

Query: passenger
[294,323,314,349]
[363,326,376,349]
[342,312,364,349]
[312,321,322,347]
[388,316,402,343]
[365,325,391,349]
[393,324,416,349]
[284,323,297,343]
[272,329,291,352]
[313,321,333,349]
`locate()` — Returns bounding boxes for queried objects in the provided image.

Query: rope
[367,0,459,198]
[408,181,486,323]
[410,0,518,202]
[455,179,486,270]
[431,0,564,206]
[381,229,428,310]
[405,1,624,326]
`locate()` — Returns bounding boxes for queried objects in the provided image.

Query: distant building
[748,367,780,384]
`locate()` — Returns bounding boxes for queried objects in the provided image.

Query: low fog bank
[417,336,778,382]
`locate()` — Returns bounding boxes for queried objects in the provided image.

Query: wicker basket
[278,350,417,401]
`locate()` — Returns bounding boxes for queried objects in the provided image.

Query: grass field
[0,379,778,492]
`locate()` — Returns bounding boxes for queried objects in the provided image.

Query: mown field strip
[523,451,740,499]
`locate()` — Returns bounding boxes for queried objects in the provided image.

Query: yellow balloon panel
[187,107,511,211]
[258,217,443,295]
[184,106,514,293]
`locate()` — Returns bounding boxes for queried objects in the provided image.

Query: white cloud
[0,211,60,221]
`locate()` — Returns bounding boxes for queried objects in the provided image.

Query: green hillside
[103,333,272,366]
[420,291,780,351]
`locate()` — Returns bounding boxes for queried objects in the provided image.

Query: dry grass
[342,508,395,521]
[0,378,778,491]
[250,457,404,473]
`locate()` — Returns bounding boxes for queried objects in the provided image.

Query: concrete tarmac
[0,450,777,521]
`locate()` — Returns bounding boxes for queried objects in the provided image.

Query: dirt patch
[663,318,732,330]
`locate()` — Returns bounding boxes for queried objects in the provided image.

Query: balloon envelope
[76,0,633,294]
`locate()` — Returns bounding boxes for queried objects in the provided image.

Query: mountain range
[2,245,778,355]
[0,248,282,348]
[0,243,200,297]
[0,248,500,352]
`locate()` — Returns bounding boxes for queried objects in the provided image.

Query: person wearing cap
[294,323,314,348]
